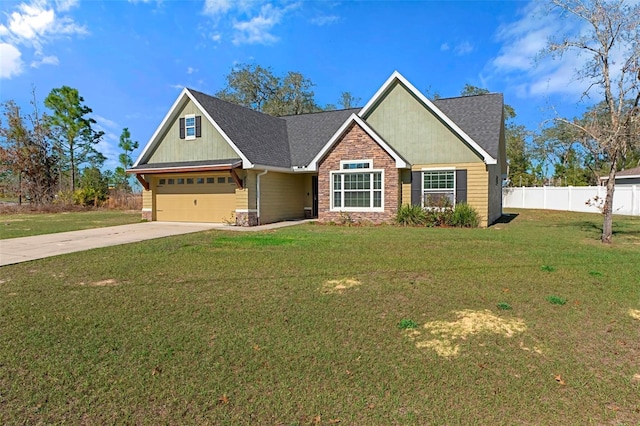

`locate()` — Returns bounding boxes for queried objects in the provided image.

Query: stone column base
[235,211,258,226]
[141,210,152,221]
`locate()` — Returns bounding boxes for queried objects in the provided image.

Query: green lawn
[0,210,142,239]
[1,209,639,425]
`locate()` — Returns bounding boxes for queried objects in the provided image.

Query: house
[599,166,640,186]
[128,71,506,227]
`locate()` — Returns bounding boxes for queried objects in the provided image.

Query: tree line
[0,87,138,206]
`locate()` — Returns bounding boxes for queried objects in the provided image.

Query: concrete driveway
[0,220,314,267]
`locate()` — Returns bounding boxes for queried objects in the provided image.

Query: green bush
[424,196,453,227]
[450,202,480,228]
[396,204,427,226]
[398,319,419,329]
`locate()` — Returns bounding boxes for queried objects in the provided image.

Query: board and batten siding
[410,162,489,227]
[363,82,483,165]
[259,172,308,224]
[146,99,238,164]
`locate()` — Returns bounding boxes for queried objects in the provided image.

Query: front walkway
[0,220,314,266]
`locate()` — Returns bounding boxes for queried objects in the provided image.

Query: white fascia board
[133,88,254,169]
[307,114,407,171]
[358,71,497,166]
[601,174,640,180]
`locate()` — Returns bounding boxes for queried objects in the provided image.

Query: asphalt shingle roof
[433,93,504,160]
[189,89,291,168]
[283,108,360,167]
[183,89,503,169]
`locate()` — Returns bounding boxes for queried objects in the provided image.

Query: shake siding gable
[318,122,399,224]
[147,99,238,164]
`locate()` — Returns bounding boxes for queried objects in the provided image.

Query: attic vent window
[179,114,201,140]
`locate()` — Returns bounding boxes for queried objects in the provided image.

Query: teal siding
[364,82,482,165]
[147,100,238,163]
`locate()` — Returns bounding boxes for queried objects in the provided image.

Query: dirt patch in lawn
[406,309,528,357]
[81,279,119,287]
[628,309,640,321]
[321,278,361,294]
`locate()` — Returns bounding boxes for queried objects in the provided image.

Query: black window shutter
[411,171,422,206]
[195,116,201,137]
[179,118,185,139]
[455,169,467,203]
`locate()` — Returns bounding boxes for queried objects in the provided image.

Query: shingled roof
[433,93,504,160]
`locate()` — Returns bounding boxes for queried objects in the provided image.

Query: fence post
[543,186,547,209]
[522,186,525,208]
[633,185,638,216]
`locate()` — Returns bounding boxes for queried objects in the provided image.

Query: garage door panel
[156,193,236,222]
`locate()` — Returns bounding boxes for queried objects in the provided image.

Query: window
[206,177,214,184]
[168,178,175,185]
[185,114,196,140]
[197,177,204,184]
[177,178,185,184]
[331,160,383,211]
[186,178,194,184]
[422,170,455,207]
[227,177,234,184]
[159,179,166,185]
[217,177,225,184]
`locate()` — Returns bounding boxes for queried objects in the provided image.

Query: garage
[154,174,237,223]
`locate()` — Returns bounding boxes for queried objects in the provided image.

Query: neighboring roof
[599,165,640,180]
[358,71,499,165]
[616,166,640,178]
[433,94,504,160]
[283,108,360,167]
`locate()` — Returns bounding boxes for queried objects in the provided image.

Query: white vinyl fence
[503,185,640,216]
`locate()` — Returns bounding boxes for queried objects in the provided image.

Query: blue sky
[0,0,599,171]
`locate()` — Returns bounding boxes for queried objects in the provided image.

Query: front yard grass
[1,209,639,424]
[0,210,142,239]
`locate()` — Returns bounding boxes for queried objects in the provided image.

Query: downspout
[256,170,268,225]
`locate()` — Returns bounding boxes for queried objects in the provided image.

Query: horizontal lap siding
[259,172,307,224]
[142,189,152,209]
[412,162,489,227]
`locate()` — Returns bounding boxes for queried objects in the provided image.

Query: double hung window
[422,170,455,207]
[331,160,383,211]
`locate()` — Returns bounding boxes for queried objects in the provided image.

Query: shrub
[450,202,480,228]
[396,204,427,226]
[424,195,454,227]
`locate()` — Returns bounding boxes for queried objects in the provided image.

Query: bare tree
[545,0,640,243]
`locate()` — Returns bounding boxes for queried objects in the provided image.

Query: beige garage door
[155,175,236,223]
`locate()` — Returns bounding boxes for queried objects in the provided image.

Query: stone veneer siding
[317,122,399,224]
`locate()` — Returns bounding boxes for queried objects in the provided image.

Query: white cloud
[487,1,591,99]
[93,114,120,130]
[187,66,197,74]
[454,41,473,56]
[0,43,24,78]
[0,0,87,79]
[169,84,185,90]
[310,14,340,26]
[30,54,59,67]
[440,43,449,51]
[203,0,232,16]
[201,1,300,46]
